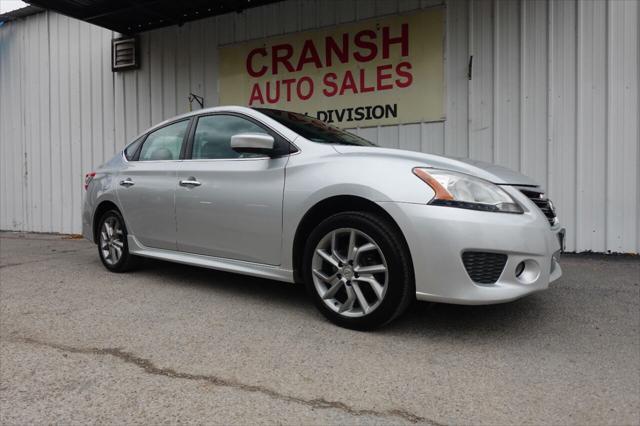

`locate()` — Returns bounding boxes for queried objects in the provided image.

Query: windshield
[255,108,377,147]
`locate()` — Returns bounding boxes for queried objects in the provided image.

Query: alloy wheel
[99,215,125,266]
[311,228,389,317]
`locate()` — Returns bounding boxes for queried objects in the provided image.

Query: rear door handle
[179,178,201,187]
[119,178,135,187]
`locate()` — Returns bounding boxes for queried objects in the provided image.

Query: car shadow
[134,257,551,340]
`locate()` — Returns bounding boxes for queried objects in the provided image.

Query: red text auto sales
[244,23,412,106]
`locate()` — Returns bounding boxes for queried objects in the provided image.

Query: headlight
[413,168,523,214]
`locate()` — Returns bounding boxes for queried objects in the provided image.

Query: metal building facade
[0,0,638,253]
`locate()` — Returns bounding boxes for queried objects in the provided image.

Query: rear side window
[191,114,269,159]
[138,120,189,161]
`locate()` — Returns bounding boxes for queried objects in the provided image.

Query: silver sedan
[82,106,564,329]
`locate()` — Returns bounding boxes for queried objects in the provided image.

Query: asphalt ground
[0,232,638,425]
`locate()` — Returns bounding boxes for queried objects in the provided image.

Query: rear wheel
[97,209,138,272]
[303,211,414,330]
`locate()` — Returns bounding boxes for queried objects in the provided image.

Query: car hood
[331,145,540,187]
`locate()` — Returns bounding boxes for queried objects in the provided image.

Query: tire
[303,211,414,330]
[97,209,139,272]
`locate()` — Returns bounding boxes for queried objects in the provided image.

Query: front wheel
[303,211,414,330]
[97,209,138,272]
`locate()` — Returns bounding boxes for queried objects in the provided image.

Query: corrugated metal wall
[1,0,638,253]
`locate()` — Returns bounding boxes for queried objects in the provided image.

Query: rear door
[116,119,191,250]
[175,113,288,265]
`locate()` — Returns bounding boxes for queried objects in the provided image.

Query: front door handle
[119,178,135,187]
[179,178,201,187]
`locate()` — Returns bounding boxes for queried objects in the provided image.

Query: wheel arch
[291,195,413,283]
[92,200,121,243]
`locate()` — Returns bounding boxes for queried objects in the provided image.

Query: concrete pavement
[1,232,638,425]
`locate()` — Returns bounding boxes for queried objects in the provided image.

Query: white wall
[1,0,638,253]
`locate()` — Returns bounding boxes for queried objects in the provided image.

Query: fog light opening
[515,259,541,284]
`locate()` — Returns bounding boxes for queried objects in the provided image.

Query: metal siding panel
[49,13,62,232]
[444,0,469,157]
[356,0,377,20]
[520,0,548,188]
[124,72,138,142]
[0,27,5,229]
[217,12,235,45]
[80,22,93,215]
[494,0,521,171]
[58,16,73,233]
[263,4,284,37]
[318,0,338,27]
[89,26,103,169]
[203,17,219,107]
[399,0,421,13]
[0,23,20,230]
[375,0,398,17]
[188,21,205,113]
[576,0,607,252]
[114,67,126,156]
[357,127,378,144]
[607,0,639,253]
[548,0,578,251]
[39,13,52,231]
[246,7,265,40]
[234,8,247,42]
[336,0,357,24]
[161,27,178,119]
[301,0,319,30]
[23,18,36,231]
[176,26,191,117]
[137,33,152,132]
[468,0,494,163]
[422,121,445,155]
[0,23,5,229]
[68,19,82,233]
[149,29,164,123]
[378,125,400,149]
[281,1,301,34]
[17,20,26,231]
[102,31,116,161]
[399,123,422,152]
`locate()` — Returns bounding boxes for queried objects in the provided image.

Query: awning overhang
[25,0,283,35]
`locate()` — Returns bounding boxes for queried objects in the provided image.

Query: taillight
[84,172,96,190]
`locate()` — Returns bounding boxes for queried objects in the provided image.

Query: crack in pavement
[5,336,440,425]
[0,248,94,269]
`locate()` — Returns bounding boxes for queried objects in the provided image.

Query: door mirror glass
[230,133,275,156]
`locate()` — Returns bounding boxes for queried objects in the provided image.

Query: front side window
[138,120,189,161]
[191,114,269,159]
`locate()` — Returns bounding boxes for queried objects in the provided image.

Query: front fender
[280,149,434,269]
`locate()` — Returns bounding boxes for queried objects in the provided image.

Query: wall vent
[111,37,139,72]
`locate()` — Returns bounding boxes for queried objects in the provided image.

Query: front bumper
[379,197,563,305]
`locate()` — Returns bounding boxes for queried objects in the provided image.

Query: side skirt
[128,235,294,283]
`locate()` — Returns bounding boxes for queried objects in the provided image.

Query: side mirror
[230,133,275,156]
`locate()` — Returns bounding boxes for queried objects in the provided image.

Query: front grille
[519,189,557,226]
[461,251,508,284]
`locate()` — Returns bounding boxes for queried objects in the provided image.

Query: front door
[116,119,190,250]
[175,114,288,265]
